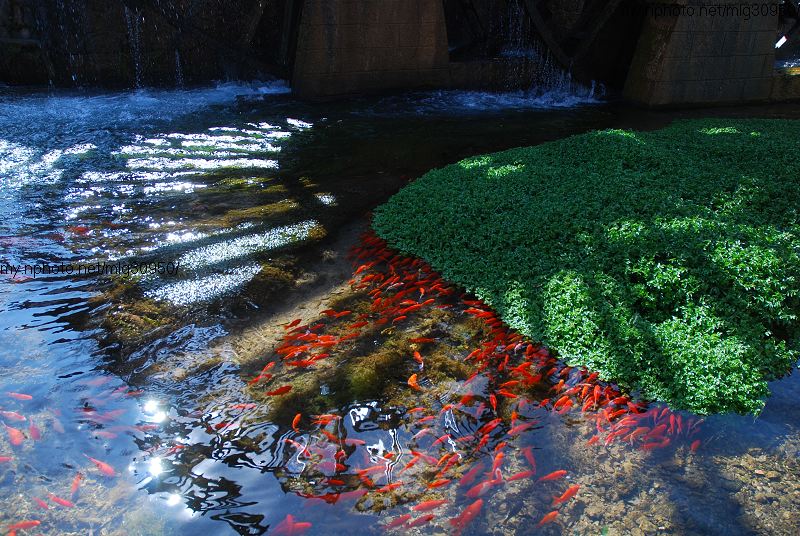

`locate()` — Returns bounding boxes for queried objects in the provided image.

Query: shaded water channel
[0,82,798,535]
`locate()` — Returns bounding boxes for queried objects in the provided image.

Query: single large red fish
[407,374,422,391]
[0,411,26,422]
[553,484,580,505]
[272,514,311,535]
[4,424,24,446]
[406,514,434,528]
[84,454,116,477]
[384,514,411,530]
[536,510,559,527]
[450,498,483,533]
[266,386,292,396]
[48,493,75,508]
[538,470,567,482]
[413,499,447,512]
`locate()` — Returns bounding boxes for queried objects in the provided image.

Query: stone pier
[291,0,450,98]
[624,0,783,105]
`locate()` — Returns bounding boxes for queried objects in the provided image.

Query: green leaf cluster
[373,119,800,414]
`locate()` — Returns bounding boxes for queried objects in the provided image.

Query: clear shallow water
[0,82,798,535]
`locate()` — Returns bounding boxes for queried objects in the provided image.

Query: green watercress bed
[373,119,800,415]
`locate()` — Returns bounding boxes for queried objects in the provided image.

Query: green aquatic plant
[373,119,800,415]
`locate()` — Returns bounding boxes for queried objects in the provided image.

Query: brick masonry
[624,0,785,105]
[292,0,451,98]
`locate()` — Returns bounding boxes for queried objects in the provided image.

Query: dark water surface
[0,82,798,535]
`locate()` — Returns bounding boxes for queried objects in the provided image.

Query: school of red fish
[245,230,705,534]
[1,229,705,534]
[0,377,153,534]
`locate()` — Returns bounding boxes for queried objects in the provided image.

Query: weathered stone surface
[0,0,285,87]
[624,0,785,106]
[292,0,450,98]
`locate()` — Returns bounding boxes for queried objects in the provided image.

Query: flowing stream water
[0,81,798,535]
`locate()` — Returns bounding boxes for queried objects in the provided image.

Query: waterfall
[497,0,601,99]
[175,49,184,87]
[124,6,143,88]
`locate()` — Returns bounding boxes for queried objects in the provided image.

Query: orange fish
[272,514,312,536]
[28,422,41,441]
[266,386,292,396]
[407,514,435,528]
[538,470,567,482]
[413,499,447,512]
[70,473,84,496]
[427,478,451,489]
[536,510,558,527]
[491,451,504,473]
[450,498,483,532]
[521,446,537,473]
[0,456,12,463]
[292,413,302,432]
[690,439,701,452]
[413,351,424,368]
[459,462,485,488]
[553,484,580,505]
[385,514,411,530]
[508,422,534,436]
[312,414,340,425]
[48,493,75,508]
[407,374,422,391]
[32,497,49,509]
[409,338,435,344]
[84,454,116,477]
[507,469,536,482]
[0,411,26,422]
[6,392,32,401]
[4,424,24,446]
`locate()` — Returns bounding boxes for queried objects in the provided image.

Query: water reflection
[0,82,798,535]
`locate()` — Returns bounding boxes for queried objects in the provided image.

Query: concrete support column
[292,0,451,98]
[624,0,780,106]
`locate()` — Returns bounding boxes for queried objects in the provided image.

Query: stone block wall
[292,0,450,98]
[624,0,780,105]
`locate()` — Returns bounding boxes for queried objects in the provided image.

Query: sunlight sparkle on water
[148,457,164,476]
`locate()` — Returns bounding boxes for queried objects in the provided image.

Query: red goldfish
[48,493,75,508]
[266,386,292,396]
[407,514,434,528]
[84,454,116,477]
[28,422,41,441]
[450,498,483,532]
[413,499,447,512]
[272,514,312,535]
[538,470,567,482]
[536,511,558,527]
[0,411,26,422]
[4,424,24,446]
[553,484,580,505]
[407,374,422,391]
[384,514,411,530]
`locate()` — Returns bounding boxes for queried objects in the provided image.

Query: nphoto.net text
[1,260,180,279]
